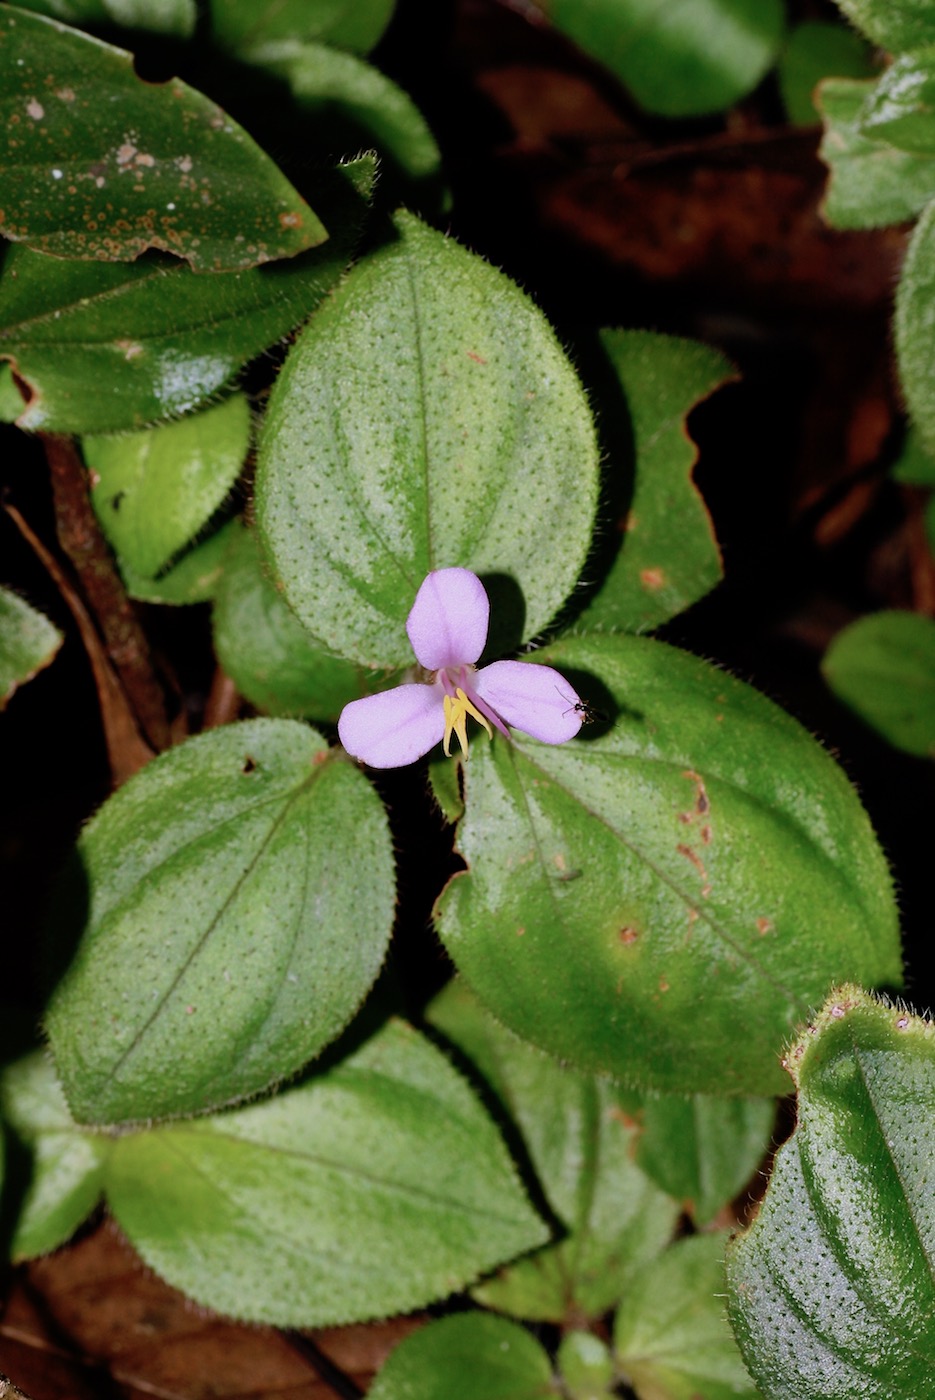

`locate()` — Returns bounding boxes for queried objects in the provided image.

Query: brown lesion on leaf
[619,925,639,943]
[640,566,665,590]
[676,842,711,897]
[755,916,772,935]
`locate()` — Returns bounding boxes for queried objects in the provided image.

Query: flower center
[443,687,492,757]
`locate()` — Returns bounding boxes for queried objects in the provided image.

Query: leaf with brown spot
[0,5,326,271]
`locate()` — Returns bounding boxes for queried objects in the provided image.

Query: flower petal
[406,568,489,670]
[338,684,446,768]
[474,660,584,744]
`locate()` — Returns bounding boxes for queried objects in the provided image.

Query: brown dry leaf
[0,1225,424,1399]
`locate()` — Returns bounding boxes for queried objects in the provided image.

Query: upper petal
[406,568,489,670]
[338,683,446,768]
[474,660,584,744]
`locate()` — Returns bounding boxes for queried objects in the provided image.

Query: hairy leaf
[822,609,935,757]
[727,987,935,1398]
[435,634,902,1095]
[106,1020,548,1325]
[45,719,395,1123]
[256,212,599,667]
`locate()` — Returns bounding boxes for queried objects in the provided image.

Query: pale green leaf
[1,1051,110,1259]
[106,1020,549,1325]
[0,584,62,707]
[256,211,599,667]
[45,718,395,1123]
[819,79,935,229]
[368,1313,555,1400]
[434,634,902,1096]
[85,395,250,578]
[429,979,678,1322]
[727,987,935,1399]
[615,1233,760,1400]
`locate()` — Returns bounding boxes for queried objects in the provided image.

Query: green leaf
[84,394,250,578]
[891,425,935,484]
[616,1233,759,1400]
[636,1094,776,1225]
[105,1019,549,1325]
[895,198,935,459]
[727,986,935,1398]
[778,22,876,128]
[256,211,599,668]
[428,979,679,1322]
[11,0,196,38]
[212,521,392,722]
[211,0,396,58]
[830,0,935,53]
[118,518,238,604]
[538,0,785,119]
[434,634,902,1096]
[0,584,62,706]
[0,1051,110,1260]
[368,1313,555,1400]
[822,609,935,756]
[578,330,730,634]
[245,42,443,192]
[45,718,395,1124]
[0,155,375,433]
[0,5,325,269]
[818,79,935,229]
[859,50,935,154]
[557,1332,616,1400]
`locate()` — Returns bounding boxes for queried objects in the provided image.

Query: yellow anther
[443,687,492,757]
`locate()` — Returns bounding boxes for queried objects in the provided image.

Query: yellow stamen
[443,687,492,757]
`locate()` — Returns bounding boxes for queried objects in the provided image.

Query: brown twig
[2,499,155,786]
[41,433,173,751]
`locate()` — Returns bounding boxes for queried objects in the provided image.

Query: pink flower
[338,568,585,768]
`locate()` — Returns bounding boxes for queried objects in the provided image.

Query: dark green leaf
[616,1233,759,1400]
[0,5,324,269]
[579,330,730,634]
[890,425,935,484]
[105,1019,549,1325]
[0,1051,109,1260]
[636,1093,776,1225]
[0,155,375,432]
[368,1313,555,1400]
[830,0,935,53]
[84,394,250,577]
[538,0,785,119]
[822,609,935,756]
[727,987,935,1399]
[0,583,62,706]
[212,522,392,722]
[434,634,902,1096]
[11,0,196,38]
[778,21,876,127]
[256,212,599,667]
[211,0,395,58]
[429,979,678,1321]
[45,718,395,1123]
[859,50,935,154]
[819,79,935,229]
[246,42,442,192]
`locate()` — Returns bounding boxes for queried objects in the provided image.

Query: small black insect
[556,687,607,724]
